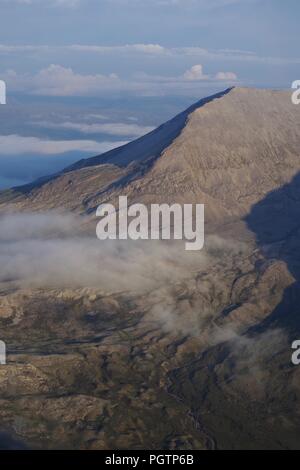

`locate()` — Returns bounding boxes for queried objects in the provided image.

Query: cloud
[211,326,288,397]
[127,43,166,54]
[215,71,238,80]
[3,64,238,97]
[34,121,155,137]
[0,44,167,56]
[69,43,166,55]
[0,213,80,241]
[34,64,120,96]
[0,135,127,155]
[104,0,256,6]
[0,213,250,339]
[181,64,237,83]
[2,59,239,100]
[183,64,208,81]
[0,214,220,293]
[1,43,299,66]
[143,235,247,335]
[0,212,209,292]
[3,65,122,96]
[0,0,82,6]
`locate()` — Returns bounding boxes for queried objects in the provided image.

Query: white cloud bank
[0,135,127,155]
[34,121,155,137]
[215,71,238,80]
[3,63,238,97]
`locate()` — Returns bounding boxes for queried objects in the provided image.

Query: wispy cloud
[0,42,298,66]
[0,0,82,7]
[0,42,252,58]
[0,0,254,6]
[104,0,257,7]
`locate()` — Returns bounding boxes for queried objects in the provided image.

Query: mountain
[1,87,300,449]
[1,87,299,232]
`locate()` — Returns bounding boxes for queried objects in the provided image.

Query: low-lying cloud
[0,213,251,342]
[0,135,127,155]
[34,121,155,138]
[0,212,209,292]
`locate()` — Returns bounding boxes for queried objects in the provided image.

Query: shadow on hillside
[0,432,27,450]
[245,171,300,336]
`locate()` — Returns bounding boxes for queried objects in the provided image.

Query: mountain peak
[66,87,234,172]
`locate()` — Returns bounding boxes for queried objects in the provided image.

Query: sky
[0,0,299,188]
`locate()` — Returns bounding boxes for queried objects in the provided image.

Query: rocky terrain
[0,87,300,449]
